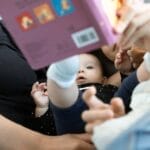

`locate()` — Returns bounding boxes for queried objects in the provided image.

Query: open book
[0,0,121,69]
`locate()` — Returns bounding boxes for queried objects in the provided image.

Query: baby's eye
[86,66,94,69]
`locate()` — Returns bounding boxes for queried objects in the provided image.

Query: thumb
[110,97,125,117]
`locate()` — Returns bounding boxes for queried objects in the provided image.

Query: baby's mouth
[76,76,86,84]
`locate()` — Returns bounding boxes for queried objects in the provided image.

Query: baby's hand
[114,49,132,75]
[127,46,145,69]
[31,82,49,117]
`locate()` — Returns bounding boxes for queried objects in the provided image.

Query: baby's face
[76,54,104,85]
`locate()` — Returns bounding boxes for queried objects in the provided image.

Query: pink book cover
[0,0,119,69]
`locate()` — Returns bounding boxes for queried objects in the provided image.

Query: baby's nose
[78,68,84,73]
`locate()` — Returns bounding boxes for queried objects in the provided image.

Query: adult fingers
[122,21,150,49]
[84,122,99,133]
[110,97,125,117]
[82,86,109,109]
[120,10,150,48]
[115,5,136,34]
[116,3,149,34]
[82,109,113,123]
[84,118,111,134]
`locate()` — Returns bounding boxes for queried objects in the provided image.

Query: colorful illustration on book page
[16,12,36,31]
[33,3,55,24]
[50,0,75,16]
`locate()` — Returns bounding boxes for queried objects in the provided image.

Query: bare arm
[0,115,95,150]
[0,115,52,150]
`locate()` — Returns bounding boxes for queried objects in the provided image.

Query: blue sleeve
[114,71,139,113]
[50,91,88,135]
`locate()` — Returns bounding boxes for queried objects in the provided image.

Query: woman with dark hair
[0,21,56,135]
[0,21,95,150]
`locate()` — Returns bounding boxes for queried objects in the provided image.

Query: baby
[31,50,118,134]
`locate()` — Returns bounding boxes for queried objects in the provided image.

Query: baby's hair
[88,48,117,77]
[88,49,104,76]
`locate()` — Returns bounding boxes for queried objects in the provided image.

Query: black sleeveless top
[79,83,118,104]
[0,22,56,135]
